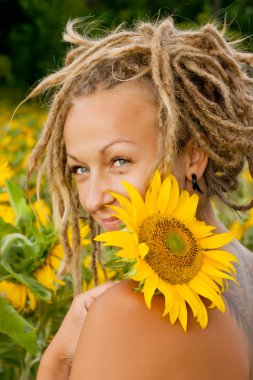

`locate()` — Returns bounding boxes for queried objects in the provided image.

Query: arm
[69,280,248,380]
[36,282,116,380]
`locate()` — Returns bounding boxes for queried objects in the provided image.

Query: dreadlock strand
[68,174,82,295]
[88,216,99,286]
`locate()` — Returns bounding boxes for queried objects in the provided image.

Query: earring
[191,174,203,194]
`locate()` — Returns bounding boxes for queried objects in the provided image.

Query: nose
[80,171,115,214]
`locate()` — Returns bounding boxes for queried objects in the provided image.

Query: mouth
[100,216,122,231]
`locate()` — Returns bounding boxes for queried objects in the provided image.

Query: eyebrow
[66,139,135,162]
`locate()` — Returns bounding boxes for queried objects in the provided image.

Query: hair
[24,17,253,295]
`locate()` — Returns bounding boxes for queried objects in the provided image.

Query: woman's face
[64,84,159,231]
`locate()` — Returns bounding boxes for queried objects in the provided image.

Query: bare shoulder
[70,280,249,380]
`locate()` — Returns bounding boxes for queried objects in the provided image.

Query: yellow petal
[168,287,180,325]
[176,284,197,317]
[131,259,153,281]
[176,284,208,329]
[157,176,172,214]
[204,255,237,275]
[108,191,133,214]
[117,247,139,259]
[165,175,180,215]
[173,192,199,224]
[195,270,221,293]
[189,274,225,312]
[160,282,179,324]
[122,181,146,224]
[145,170,161,215]
[143,274,158,309]
[201,263,237,283]
[157,278,173,308]
[204,249,238,264]
[138,242,149,259]
[94,231,134,248]
[199,232,233,249]
[107,205,137,232]
[172,190,189,214]
[178,294,188,332]
[138,259,154,277]
[188,221,216,239]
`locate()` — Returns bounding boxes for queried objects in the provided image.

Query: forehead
[64,83,158,148]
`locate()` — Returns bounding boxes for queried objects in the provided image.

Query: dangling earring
[192,174,203,194]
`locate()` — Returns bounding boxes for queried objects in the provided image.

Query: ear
[183,140,208,182]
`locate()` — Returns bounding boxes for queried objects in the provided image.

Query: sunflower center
[139,215,203,285]
[164,231,187,256]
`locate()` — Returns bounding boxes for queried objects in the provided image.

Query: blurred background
[1,0,253,96]
[0,1,253,379]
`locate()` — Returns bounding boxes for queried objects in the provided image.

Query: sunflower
[0,280,36,311]
[0,246,65,311]
[95,171,238,331]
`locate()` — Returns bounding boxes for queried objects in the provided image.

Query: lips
[100,216,121,231]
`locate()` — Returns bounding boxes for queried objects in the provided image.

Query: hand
[37,282,116,379]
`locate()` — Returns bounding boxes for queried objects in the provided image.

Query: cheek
[76,182,87,208]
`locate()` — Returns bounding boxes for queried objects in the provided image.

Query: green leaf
[5,180,33,225]
[0,218,19,241]
[13,274,52,301]
[1,233,41,274]
[0,260,52,301]
[0,297,37,354]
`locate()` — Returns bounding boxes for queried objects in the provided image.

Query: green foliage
[0,178,63,379]
[1,0,253,92]
[5,179,33,226]
[0,297,37,354]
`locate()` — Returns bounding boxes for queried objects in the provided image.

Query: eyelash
[69,166,89,175]
[69,156,131,175]
[111,156,131,167]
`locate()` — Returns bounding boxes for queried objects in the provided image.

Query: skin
[64,84,159,231]
[37,83,253,379]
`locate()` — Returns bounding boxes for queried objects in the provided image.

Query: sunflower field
[0,99,253,379]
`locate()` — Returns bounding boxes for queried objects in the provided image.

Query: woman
[26,17,253,379]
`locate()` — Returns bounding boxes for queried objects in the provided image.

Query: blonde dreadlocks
[25,17,253,295]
